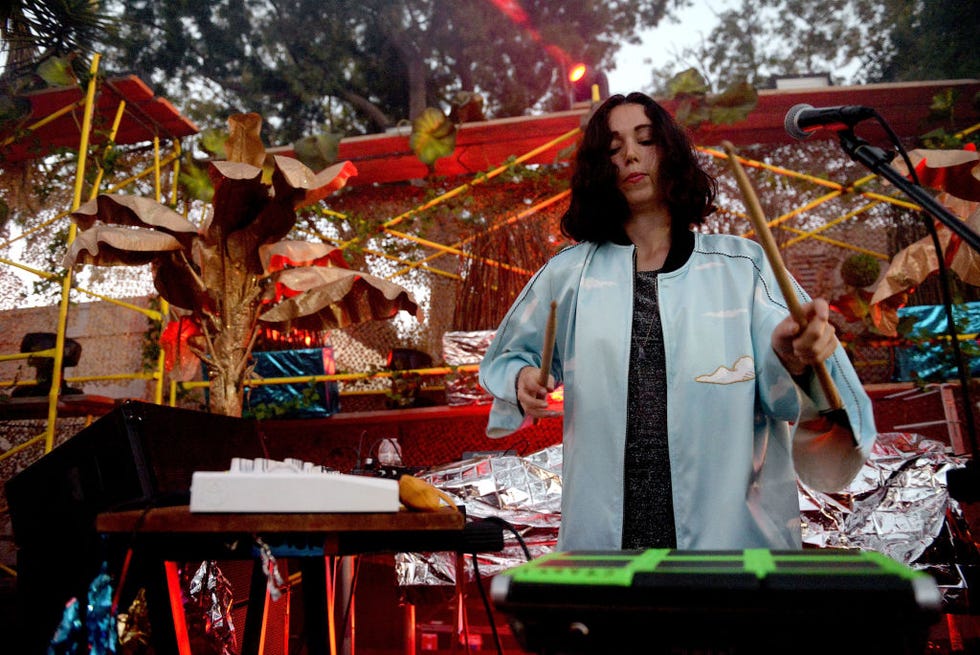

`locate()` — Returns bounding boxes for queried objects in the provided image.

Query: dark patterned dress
[622,269,676,549]
[621,231,693,550]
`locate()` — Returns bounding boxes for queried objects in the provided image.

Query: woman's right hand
[516,365,561,419]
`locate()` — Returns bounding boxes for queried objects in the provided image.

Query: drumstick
[517,301,557,430]
[538,301,557,386]
[721,141,843,410]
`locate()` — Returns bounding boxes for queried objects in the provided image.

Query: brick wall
[0,297,156,400]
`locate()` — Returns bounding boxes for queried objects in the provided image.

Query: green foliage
[840,253,881,289]
[410,107,456,167]
[243,381,322,420]
[293,131,342,172]
[0,1,117,84]
[93,0,677,142]
[651,0,979,93]
[665,69,758,129]
[874,0,979,83]
[36,54,79,87]
[198,128,228,158]
[177,158,214,203]
[918,89,980,150]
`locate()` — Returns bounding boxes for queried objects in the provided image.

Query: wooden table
[97,506,469,655]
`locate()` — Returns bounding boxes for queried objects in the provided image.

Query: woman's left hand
[771,298,839,376]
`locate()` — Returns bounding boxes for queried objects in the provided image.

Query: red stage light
[569,64,608,104]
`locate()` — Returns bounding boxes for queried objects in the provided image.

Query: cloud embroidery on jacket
[705,307,748,319]
[695,355,755,384]
[581,276,617,289]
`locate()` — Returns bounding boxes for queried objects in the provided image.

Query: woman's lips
[623,172,646,184]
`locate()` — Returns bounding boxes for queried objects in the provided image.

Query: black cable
[460,516,533,655]
[477,515,532,560]
[112,505,153,579]
[470,555,504,655]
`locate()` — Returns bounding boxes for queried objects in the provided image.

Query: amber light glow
[568,63,587,83]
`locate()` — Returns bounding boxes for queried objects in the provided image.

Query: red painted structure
[293,79,980,187]
[0,75,199,163]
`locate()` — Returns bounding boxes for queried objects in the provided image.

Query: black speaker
[4,400,268,652]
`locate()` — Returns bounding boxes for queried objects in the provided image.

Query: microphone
[784,103,876,140]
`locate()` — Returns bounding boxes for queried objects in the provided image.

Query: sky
[607,1,732,95]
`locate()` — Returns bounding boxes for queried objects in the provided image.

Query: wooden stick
[538,301,557,386]
[721,141,843,410]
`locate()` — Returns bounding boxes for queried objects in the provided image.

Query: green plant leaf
[409,107,456,166]
[292,132,341,172]
[666,68,709,98]
[199,128,227,158]
[178,159,214,202]
[928,88,957,120]
[706,81,758,124]
[674,98,710,127]
[36,55,77,87]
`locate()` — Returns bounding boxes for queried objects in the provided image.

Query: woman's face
[608,103,661,209]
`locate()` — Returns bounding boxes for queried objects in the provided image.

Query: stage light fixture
[568,63,608,104]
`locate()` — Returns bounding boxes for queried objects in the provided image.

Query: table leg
[300,556,330,655]
[403,601,416,655]
[163,561,193,655]
[241,560,269,655]
[452,552,469,652]
[341,556,357,655]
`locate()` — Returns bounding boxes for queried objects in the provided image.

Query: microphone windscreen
[784,103,814,140]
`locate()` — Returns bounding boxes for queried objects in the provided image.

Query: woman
[478,92,877,551]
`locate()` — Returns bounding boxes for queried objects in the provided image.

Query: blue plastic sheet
[894,302,980,381]
[242,347,340,418]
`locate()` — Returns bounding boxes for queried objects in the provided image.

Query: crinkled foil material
[396,447,562,585]
[399,432,979,612]
[442,330,495,405]
[185,560,238,655]
[801,431,979,610]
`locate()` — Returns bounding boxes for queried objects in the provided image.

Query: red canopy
[0,75,199,163]
[274,79,980,187]
[5,74,976,191]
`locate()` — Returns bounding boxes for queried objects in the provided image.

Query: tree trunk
[206,267,261,417]
[208,364,245,418]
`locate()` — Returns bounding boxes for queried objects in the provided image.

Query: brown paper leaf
[260,266,422,330]
[869,194,980,330]
[205,161,268,236]
[64,225,183,268]
[893,148,980,201]
[71,195,199,234]
[224,112,266,168]
[259,240,348,273]
[268,157,357,210]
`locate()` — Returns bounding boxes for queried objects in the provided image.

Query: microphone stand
[835,129,980,500]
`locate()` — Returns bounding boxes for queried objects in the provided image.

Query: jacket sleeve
[479,263,557,438]
[790,343,879,491]
[751,249,878,491]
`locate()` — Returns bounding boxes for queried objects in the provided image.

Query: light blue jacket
[479,232,877,551]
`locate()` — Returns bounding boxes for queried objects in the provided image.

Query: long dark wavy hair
[560,92,717,244]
